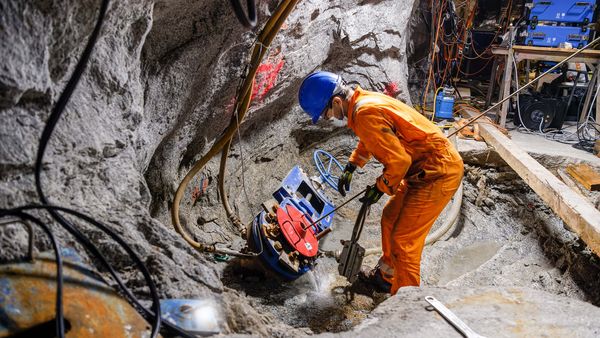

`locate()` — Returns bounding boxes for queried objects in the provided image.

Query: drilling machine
[246,165,336,280]
[245,159,368,283]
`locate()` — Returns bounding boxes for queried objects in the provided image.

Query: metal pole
[302,187,368,230]
[449,36,600,138]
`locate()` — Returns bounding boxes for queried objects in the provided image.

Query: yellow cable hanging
[171,0,299,254]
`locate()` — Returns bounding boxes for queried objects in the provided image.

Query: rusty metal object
[264,222,280,239]
[0,254,154,337]
[315,227,332,240]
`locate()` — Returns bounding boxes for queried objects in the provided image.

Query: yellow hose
[431,86,443,121]
[171,0,299,254]
[218,139,244,233]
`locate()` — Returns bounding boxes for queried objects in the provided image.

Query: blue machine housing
[249,165,335,281]
[273,166,335,232]
[525,25,590,48]
[529,0,595,25]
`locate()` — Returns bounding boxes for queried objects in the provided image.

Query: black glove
[337,163,357,196]
[360,185,384,205]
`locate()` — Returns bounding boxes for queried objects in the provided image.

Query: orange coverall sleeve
[348,140,372,168]
[353,110,412,196]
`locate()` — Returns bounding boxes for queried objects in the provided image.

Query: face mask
[327,115,347,128]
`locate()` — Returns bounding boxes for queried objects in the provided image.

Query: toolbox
[525,25,590,48]
[529,0,596,25]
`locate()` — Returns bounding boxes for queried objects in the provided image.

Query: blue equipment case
[434,87,455,119]
[248,165,335,281]
[525,25,590,48]
[529,0,595,24]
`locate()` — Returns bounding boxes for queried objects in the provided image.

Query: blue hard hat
[298,71,342,124]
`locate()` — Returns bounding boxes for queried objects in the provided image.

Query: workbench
[487,45,600,127]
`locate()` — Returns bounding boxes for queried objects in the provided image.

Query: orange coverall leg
[379,149,463,294]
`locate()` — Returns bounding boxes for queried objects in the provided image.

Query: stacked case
[524,1,596,48]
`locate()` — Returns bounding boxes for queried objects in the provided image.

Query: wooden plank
[567,164,600,191]
[557,169,586,197]
[463,109,600,255]
[493,45,600,57]
[513,45,600,56]
[492,46,600,64]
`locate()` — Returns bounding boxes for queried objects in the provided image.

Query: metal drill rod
[449,36,600,138]
[425,296,487,338]
[302,187,368,230]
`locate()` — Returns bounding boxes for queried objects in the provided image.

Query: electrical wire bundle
[420,0,523,114]
[512,52,600,152]
[0,1,197,337]
[421,0,464,112]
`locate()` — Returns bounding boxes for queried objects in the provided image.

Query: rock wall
[0,0,419,335]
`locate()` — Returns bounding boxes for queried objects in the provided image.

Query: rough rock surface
[0,0,419,335]
[316,286,600,338]
[3,0,600,336]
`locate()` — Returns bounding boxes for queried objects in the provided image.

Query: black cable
[229,0,257,28]
[25,0,184,336]
[24,0,110,336]
[0,211,65,338]
[3,206,196,338]
[34,0,109,191]
[12,204,173,337]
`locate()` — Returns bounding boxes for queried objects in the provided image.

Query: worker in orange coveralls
[298,71,464,294]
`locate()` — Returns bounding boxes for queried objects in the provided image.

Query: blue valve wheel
[313,149,344,191]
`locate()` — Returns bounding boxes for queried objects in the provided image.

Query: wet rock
[322,286,600,338]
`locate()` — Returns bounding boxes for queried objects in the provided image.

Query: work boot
[358,265,391,293]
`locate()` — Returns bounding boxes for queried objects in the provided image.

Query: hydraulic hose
[171,0,299,255]
[218,139,245,234]
[229,0,257,28]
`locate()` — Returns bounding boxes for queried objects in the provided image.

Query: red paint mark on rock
[252,57,285,102]
[383,82,399,97]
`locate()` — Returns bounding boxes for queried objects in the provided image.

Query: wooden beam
[493,46,600,64]
[463,109,600,255]
[567,164,600,191]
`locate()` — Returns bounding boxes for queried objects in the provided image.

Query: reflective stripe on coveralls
[347,87,464,294]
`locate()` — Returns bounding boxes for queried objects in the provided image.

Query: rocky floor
[3,1,600,336]
[203,138,600,336]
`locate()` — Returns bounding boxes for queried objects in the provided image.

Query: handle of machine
[350,198,370,243]
[569,2,592,15]
[302,187,368,230]
[336,191,371,283]
[313,149,344,191]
